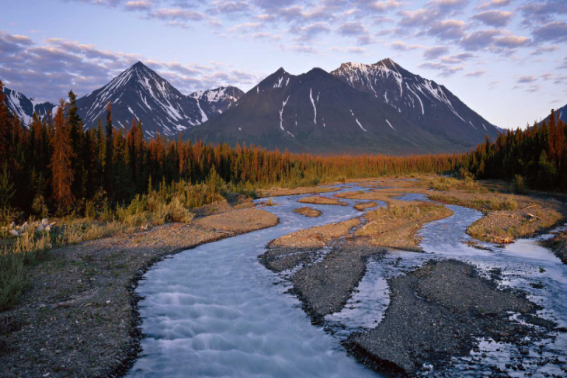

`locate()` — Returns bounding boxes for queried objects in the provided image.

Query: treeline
[462,109,567,192]
[0,80,462,218]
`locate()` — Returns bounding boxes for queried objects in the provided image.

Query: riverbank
[346,260,558,377]
[0,207,278,378]
[260,176,567,376]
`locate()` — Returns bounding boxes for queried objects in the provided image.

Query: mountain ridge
[2,87,57,124]
[185,63,461,155]
[330,58,500,147]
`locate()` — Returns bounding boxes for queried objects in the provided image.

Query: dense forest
[0,80,461,219]
[3,76,566,221]
[462,110,567,192]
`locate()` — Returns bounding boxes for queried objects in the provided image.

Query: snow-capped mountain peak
[2,87,57,125]
[75,62,243,138]
[331,59,500,146]
[188,86,244,115]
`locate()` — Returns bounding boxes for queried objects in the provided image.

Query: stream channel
[126,184,567,377]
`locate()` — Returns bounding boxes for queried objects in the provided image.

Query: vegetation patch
[298,196,348,206]
[259,186,338,197]
[293,207,322,217]
[269,218,361,249]
[430,192,565,244]
[355,200,453,251]
[354,202,380,211]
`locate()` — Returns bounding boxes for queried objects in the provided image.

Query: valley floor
[2,175,567,377]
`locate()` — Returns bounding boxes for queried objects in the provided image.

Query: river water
[126,185,567,378]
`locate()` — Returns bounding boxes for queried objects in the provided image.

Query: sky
[0,0,566,129]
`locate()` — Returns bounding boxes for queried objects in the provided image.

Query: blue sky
[1,0,566,129]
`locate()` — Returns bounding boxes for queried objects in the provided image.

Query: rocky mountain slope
[2,87,57,124]
[331,58,500,147]
[189,86,244,118]
[3,62,243,138]
[185,67,458,155]
[76,62,243,138]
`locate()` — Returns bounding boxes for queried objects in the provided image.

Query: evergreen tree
[104,102,114,200]
[50,99,75,208]
[68,90,85,199]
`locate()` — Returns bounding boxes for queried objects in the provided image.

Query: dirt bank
[268,218,360,250]
[346,260,557,377]
[293,207,322,217]
[354,202,380,211]
[0,208,278,378]
[545,231,567,265]
[298,196,348,206]
[261,218,361,273]
[354,200,453,251]
[430,192,565,244]
[259,186,338,197]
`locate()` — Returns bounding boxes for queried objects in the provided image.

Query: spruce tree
[50,99,75,208]
[68,90,85,199]
[104,102,114,200]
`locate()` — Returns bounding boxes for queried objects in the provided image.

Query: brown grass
[269,218,361,249]
[259,186,338,197]
[430,191,565,244]
[354,200,453,251]
[293,207,322,217]
[354,202,380,211]
[298,196,348,206]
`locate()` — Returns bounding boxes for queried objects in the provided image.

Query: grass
[429,194,518,212]
[427,175,488,193]
[356,200,453,250]
[298,196,347,206]
[0,180,229,312]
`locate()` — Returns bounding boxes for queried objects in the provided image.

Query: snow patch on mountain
[309,88,317,125]
[350,109,367,132]
[279,95,291,134]
[2,87,56,125]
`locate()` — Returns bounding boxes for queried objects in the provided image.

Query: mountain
[189,86,244,117]
[185,67,458,155]
[550,104,567,124]
[75,62,242,138]
[331,58,500,147]
[76,62,202,138]
[2,87,57,124]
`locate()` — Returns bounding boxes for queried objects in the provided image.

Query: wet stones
[290,243,386,319]
[346,260,553,377]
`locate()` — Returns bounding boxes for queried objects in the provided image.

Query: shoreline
[0,208,279,378]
